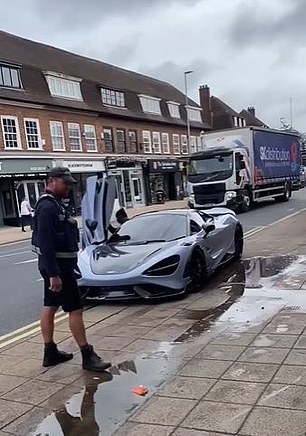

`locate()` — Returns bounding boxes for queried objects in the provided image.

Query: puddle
[30,255,306,436]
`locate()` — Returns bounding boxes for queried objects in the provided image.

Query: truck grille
[193,183,225,205]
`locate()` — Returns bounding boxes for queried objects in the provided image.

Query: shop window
[50,121,65,151]
[181,134,188,155]
[128,130,138,153]
[142,130,152,153]
[68,123,82,151]
[104,128,114,153]
[172,134,180,155]
[84,124,97,152]
[24,119,42,149]
[1,116,21,149]
[101,88,125,107]
[162,133,170,154]
[116,129,126,153]
[45,73,82,100]
[0,64,22,89]
[152,132,161,154]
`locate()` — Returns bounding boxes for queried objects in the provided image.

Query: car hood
[89,241,180,275]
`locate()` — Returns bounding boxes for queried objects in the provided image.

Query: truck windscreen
[188,153,233,183]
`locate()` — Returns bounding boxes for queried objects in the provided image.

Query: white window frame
[242,118,246,127]
[189,136,197,155]
[233,116,239,127]
[181,134,188,155]
[68,122,82,152]
[167,101,181,119]
[139,95,161,115]
[45,73,83,100]
[23,118,42,150]
[0,65,22,89]
[103,128,114,153]
[172,134,180,155]
[162,133,170,154]
[152,132,162,154]
[197,136,203,152]
[83,124,97,152]
[50,121,65,151]
[142,130,152,154]
[101,88,125,108]
[1,116,22,149]
[187,106,202,122]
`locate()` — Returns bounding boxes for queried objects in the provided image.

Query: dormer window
[167,102,181,119]
[0,63,22,89]
[45,72,83,100]
[101,87,125,107]
[187,106,202,122]
[139,95,161,115]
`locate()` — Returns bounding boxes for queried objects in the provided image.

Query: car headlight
[143,255,180,276]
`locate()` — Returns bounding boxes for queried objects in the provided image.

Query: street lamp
[184,70,193,154]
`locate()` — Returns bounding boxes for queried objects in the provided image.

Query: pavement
[1,208,306,435]
[0,200,188,246]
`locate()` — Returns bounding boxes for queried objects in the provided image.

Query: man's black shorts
[39,259,83,313]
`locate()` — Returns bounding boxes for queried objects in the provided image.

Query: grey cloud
[230,0,306,47]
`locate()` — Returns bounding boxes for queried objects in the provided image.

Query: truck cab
[187,147,247,211]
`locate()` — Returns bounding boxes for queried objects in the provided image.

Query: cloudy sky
[0,0,304,130]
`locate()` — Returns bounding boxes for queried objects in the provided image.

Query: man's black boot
[43,342,73,367]
[81,345,111,372]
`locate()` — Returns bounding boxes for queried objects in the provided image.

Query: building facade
[0,31,209,226]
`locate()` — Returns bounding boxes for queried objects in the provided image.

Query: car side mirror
[202,222,215,236]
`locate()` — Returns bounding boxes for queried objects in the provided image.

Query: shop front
[146,159,185,204]
[0,158,53,226]
[105,158,146,208]
[54,159,105,215]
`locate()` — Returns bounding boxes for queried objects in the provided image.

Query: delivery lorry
[187,127,301,211]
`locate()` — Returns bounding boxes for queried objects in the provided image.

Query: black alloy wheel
[189,250,207,292]
[234,225,244,260]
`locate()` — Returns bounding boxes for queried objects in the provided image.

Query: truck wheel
[276,184,291,202]
[240,189,252,213]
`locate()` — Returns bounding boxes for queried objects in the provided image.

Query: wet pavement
[1,213,306,435]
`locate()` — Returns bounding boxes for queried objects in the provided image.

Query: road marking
[244,227,264,238]
[0,250,31,259]
[14,258,37,265]
[0,311,67,349]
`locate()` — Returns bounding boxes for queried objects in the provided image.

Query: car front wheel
[234,225,244,260]
[188,250,207,292]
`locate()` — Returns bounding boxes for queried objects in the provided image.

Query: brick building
[0,31,209,226]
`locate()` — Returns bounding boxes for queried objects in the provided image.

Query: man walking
[32,167,111,372]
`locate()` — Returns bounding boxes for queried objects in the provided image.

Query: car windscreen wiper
[127,239,167,245]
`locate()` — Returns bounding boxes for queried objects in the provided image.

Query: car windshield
[188,153,233,182]
[114,214,187,244]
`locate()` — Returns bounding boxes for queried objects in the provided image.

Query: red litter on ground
[132,385,149,396]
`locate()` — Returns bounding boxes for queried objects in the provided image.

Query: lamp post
[184,70,193,154]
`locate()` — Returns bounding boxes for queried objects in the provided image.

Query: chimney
[247,106,255,116]
[199,85,212,128]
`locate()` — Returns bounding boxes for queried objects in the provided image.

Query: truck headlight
[225,191,237,200]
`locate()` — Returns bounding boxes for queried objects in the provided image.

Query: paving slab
[180,358,232,379]
[2,379,65,406]
[181,400,251,434]
[294,335,306,348]
[130,395,197,426]
[273,364,306,385]
[196,344,246,361]
[284,348,306,365]
[258,383,306,410]
[251,333,298,348]
[0,374,28,396]
[173,430,231,436]
[240,406,306,436]
[205,379,266,405]
[262,315,306,335]
[35,364,83,385]
[1,406,54,436]
[158,376,215,400]
[237,346,290,364]
[1,358,45,378]
[209,332,257,347]
[113,422,175,436]
[0,399,32,429]
[222,362,279,383]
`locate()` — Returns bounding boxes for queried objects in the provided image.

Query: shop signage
[55,159,105,173]
[106,159,137,170]
[0,159,53,175]
[148,159,180,173]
